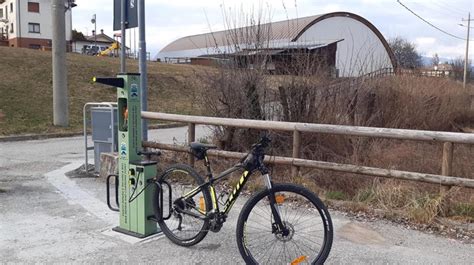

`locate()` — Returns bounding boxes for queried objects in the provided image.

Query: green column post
[95,73,158,238]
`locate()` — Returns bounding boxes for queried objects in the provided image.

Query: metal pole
[138,0,148,140]
[93,14,97,49]
[120,0,126,72]
[463,12,470,90]
[128,28,132,59]
[133,28,136,58]
[187,123,195,166]
[52,0,68,126]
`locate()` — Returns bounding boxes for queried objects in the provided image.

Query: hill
[0,47,204,136]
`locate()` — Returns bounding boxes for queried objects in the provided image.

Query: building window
[28,23,40,33]
[10,2,12,13]
[29,44,41,49]
[28,2,40,13]
[10,23,13,33]
[0,8,3,18]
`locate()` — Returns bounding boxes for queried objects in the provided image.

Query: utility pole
[462,13,471,89]
[52,0,68,126]
[462,13,474,112]
[138,0,148,140]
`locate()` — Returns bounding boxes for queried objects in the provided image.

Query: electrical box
[91,107,118,172]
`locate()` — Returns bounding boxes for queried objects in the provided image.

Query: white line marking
[45,162,118,226]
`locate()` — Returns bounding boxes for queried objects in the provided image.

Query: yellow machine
[98,42,120,56]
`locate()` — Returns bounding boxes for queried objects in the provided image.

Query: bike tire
[236,183,333,265]
[153,164,212,247]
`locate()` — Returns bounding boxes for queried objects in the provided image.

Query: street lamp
[91,14,97,51]
[65,0,77,10]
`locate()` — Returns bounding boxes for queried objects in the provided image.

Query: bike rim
[242,191,327,264]
[160,170,208,242]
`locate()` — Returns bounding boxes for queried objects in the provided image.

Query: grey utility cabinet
[91,107,118,172]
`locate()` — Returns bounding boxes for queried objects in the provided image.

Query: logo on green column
[130,84,138,98]
[120,142,127,158]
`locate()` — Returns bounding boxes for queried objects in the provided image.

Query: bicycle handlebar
[251,135,271,150]
[240,136,272,169]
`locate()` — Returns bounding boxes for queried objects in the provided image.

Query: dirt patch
[338,222,385,245]
[65,164,98,178]
[328,199,474,244]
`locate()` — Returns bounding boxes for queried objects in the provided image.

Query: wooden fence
[142,112,474,190]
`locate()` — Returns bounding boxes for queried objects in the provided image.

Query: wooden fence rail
[141,112,474,190]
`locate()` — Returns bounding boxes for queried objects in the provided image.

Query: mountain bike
[153,136,333,264]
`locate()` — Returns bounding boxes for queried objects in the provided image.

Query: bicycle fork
[262,174,288,235]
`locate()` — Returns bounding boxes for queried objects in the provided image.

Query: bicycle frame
[181,163,254,217]
[177,154,286,234]
[155,138,333,263]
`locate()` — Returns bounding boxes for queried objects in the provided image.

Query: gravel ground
[1,127,473,264]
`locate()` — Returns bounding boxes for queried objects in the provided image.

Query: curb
[0,122,186,143]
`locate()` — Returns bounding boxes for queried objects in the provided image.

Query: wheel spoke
[154,165,211,246]
[238,185,332,265]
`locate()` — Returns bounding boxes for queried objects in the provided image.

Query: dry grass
[198,69,474,223]
[352,180,447,224]
[359,75,471,130]
[452,203,474,219]
[0,47,206,135]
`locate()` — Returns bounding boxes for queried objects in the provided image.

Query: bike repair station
[94,74,159,238]
[87,0,161,238]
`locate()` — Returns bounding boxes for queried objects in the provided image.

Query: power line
[431,0,466,17]
[397,0,472,41]
[411,0,465,20]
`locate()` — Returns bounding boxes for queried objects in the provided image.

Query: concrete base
[100,152,118,179]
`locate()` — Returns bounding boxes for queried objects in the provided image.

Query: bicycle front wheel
[153,164,212,247]
[236,183,333,265]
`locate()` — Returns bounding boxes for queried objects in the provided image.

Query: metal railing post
[188,123,195,166]
[292,130,301,178]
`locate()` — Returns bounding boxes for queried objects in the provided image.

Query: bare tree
[388,37,422,69]
[450,57,472,81]
[431,53,439,67]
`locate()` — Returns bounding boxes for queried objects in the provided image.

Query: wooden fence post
[441,142,453,176]
[440,142,454,215]
[188,123,195,166]
[292,130,301,178]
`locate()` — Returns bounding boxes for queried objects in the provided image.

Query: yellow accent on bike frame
[210,186,218,209]
[223,171,249,213]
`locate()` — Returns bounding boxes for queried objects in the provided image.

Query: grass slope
[0,47,203,135]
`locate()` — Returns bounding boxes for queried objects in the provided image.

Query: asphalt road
[0,126,473,264]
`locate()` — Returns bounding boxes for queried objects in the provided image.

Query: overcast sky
[72,0,473,61]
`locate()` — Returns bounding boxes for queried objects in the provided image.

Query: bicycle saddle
[189,142,217,160]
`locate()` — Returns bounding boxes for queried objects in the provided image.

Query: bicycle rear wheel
[236,183,333,265]
[153,164,212,247]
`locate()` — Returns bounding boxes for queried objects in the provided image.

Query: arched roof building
[157,12,396,77]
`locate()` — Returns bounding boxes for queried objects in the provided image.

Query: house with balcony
[0,0,74,49]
